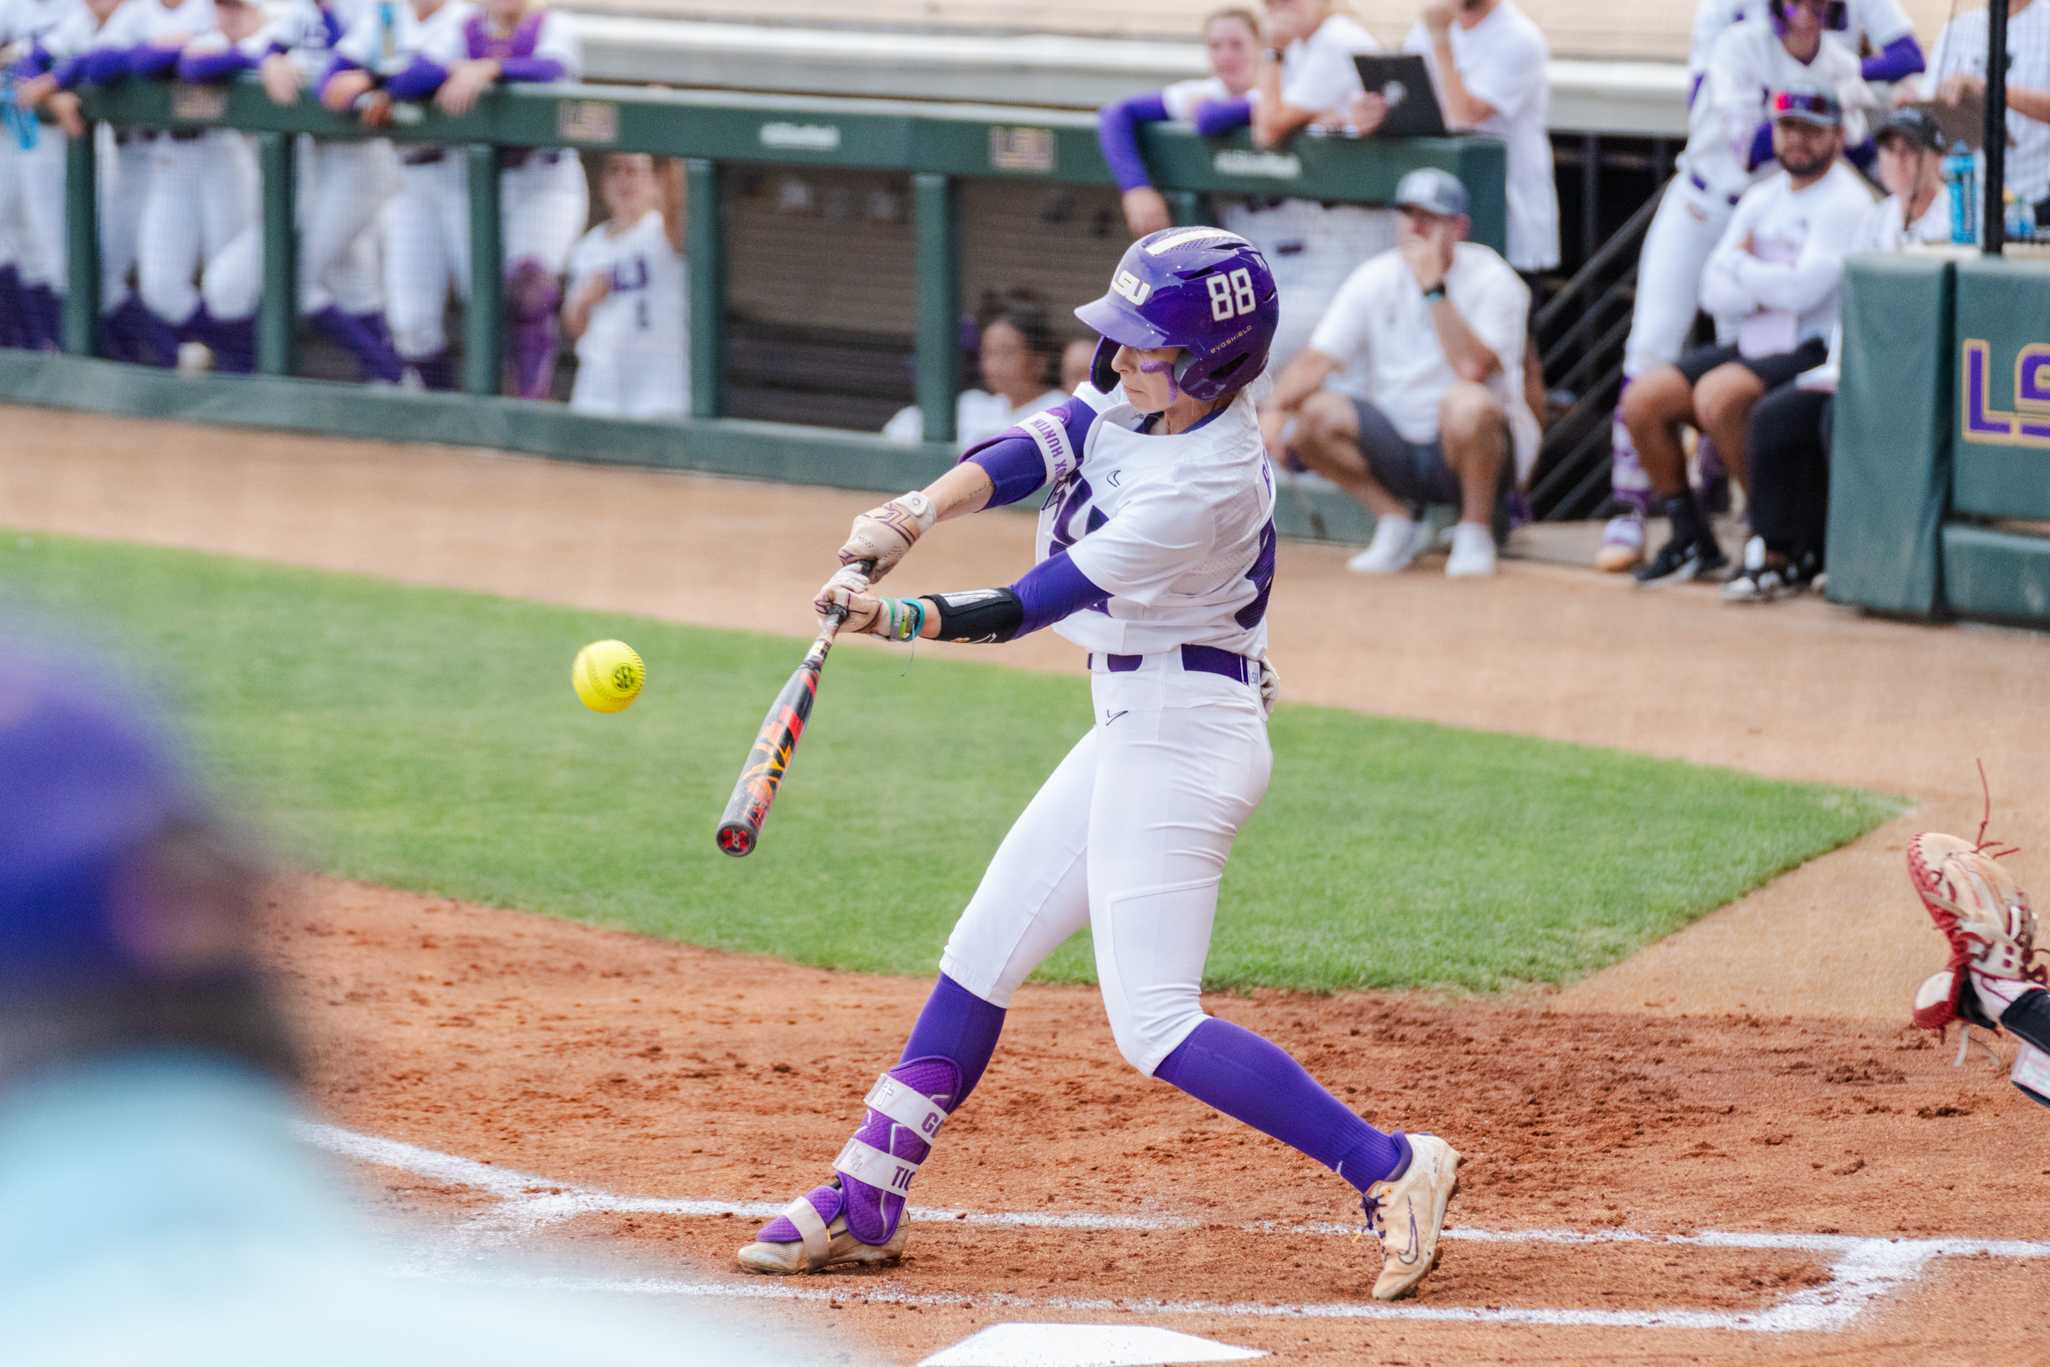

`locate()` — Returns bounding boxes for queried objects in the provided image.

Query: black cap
[1877,107,1946,153]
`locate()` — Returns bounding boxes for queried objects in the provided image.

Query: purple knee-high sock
[755,973,1005,1248]
[0,266,24,347]
[311,305,404,383]
[504,256,562,399]
[410,348,456,391]
[1154,1017,1410,1193]
[23,284,59,350]
[350,310,406,382]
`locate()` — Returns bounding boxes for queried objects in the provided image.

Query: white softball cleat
[1364,1133,1460,1300]
[736,1181,908,1275]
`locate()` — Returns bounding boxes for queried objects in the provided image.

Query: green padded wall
[1826,254,1954,618]
[1951,255,2050,522]
[1942,523,2050,625]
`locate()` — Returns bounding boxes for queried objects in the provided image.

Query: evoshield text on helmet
[1071,226,1279,403]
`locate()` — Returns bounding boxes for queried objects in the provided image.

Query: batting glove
[839,491,936,582]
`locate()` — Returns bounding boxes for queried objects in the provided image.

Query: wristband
[1422,283,1447,303]
[879,596,926,643]
[1264,47,1284,62]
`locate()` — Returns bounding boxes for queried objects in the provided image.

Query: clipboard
[1350,54,1449,138]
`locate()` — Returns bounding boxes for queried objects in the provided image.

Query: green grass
[0,532,1903,993]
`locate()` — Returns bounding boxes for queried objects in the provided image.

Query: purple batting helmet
[1073,226,1278,403]
[1768,0,1848,33]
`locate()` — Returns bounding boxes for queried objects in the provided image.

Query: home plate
[919,1323,1265,1367]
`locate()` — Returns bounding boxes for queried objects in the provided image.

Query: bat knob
[716,823,755,858]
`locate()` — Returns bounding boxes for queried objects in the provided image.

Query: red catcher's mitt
[1907,832,2046,1035]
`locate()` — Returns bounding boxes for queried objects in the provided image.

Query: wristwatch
[1264,47,1284,62]
[1422,282,1448,303]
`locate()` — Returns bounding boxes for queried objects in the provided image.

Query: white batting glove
[812,568,927,642]
[839,490,936,582]
[1257,654,1280,717]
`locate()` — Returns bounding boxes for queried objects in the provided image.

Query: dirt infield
[8,407,2050,1362]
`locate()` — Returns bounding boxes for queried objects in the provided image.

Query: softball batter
[1599,0,1861,571]
[735,227,1460,1302]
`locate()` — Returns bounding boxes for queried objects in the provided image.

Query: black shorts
[1674,337,1830,390]
[1351,398,1460,506]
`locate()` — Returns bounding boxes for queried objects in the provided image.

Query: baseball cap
[1393,168,1469,220]
[1770,86,1842,128]
[0,628,219,992]
[1877,106,1946,153]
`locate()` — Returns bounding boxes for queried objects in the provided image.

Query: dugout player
[563,153,687,420]
[1097,7,1261,239]
[1260,168,1537,578]
[1724,105,1948,603]
[734,227,1462,1302]
[1600,0,1863,573]
[1689,0,1925,106]
[1624,86,1872,588]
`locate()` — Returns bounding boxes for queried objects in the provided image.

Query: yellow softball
[572,639,646,713]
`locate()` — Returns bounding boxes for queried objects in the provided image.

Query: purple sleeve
[128,44,182,79]
[1193,97,1253,138]
[1745,120,1774,172]
[177,47,255,83]
[384,56,449,102]
[16,42,55,78]
[960,396,1098,508]
[1687,72,1704,106]
[1098,90,1170,192]
[1863,34,1923,84]
[316,53,360,101]
[1009,550,1109,636]
[80,47,132,85]
[53,54,87,89]
[495,56,564,83]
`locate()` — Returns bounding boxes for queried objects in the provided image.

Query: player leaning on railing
[734,227,1462,1303]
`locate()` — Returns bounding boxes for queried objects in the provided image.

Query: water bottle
[1947,141,1978,245]
[2009,193,2039,245]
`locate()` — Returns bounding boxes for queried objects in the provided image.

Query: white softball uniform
[1623,18,1862,378]
[5,0,77,295]
[202,0,395,321]
[1688,0,1917,87]
[1309,242,1541,485]
[939,382,1277,1074]
[1697,160,1874,357]
[31,0,150,314]
[1402,2,1558,272]
[565,209,688,420]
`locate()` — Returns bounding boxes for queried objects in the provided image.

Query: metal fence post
[464,143,504,395]
[913,171,958,445]
[258,132,298,376]
[61,127,100,356]
[685,158,723,420]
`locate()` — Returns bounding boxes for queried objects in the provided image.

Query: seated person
[883,307,1067,446]
[1097,7,1262,238]
[563,153,688,421]
[1060,336,1096,395]
[1623,87,1873,588]
[1726,106,1950,603]
[1260,168,1538,578]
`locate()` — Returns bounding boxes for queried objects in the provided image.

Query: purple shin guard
[1154,1017,1410,1193]
[755,974,1005,1249]
[505,257,562,399]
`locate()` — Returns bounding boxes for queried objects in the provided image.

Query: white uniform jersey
[1162,74,1230,122]
[1684,18,1863,200]
[566,209,689,421]
[1698,159,1875,356]
[26,0,98,59]
[93,0,217,51]
[1280,12,1378,115]
[0,0,73,53]
[1017,383,1275,660]
[1402,1,1558,271]
[421,3,576,73]
[1925,4,2050,203]
[334,0,466,75]
[254,0,365,80]
[1688,0,1916,82]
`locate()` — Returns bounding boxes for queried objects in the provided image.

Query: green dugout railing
[37,80,1502,523]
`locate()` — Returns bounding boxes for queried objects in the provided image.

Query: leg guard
[737,1056,960,1274]
[504,256,561,399]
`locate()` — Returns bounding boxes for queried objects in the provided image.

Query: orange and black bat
[714,562,871,857]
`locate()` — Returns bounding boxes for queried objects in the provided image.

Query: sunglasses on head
[1771,90,1839,122]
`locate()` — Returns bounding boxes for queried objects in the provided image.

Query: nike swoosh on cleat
[1397,1200,1421,1264]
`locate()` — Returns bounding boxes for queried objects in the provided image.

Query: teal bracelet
[884,596,925,643]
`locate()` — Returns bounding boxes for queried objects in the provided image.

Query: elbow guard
[923,588,1024,644]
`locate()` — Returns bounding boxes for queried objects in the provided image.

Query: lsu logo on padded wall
[1960,338,2050,449]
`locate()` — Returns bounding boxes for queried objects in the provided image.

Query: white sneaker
[1445,522,1497,577]
[1347,515,1422,574]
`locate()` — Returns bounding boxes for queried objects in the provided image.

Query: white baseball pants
[938,652,1271,1076]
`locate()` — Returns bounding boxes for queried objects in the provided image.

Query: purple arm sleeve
[80,47,132,85]
[1098,90,1171,192]
[1193,96,1253,138]
[1745,120,1774,171]
[384,56,448,102]
[16,42,55,78]
[1863,34,1924,84]
[128,44,182,80]
[53,55,87,89]
[960,397,1098,508]
[495,56,564,83]
[1009,550,1109,636]
[177,47,255,83]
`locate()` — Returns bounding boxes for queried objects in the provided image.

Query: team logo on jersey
[1110,270,1152,306]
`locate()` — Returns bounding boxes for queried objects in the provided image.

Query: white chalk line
[297,1121,2050,1335]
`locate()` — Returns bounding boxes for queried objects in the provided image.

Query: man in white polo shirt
[1400,0,1559,275]
[1260,167,1538,578]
